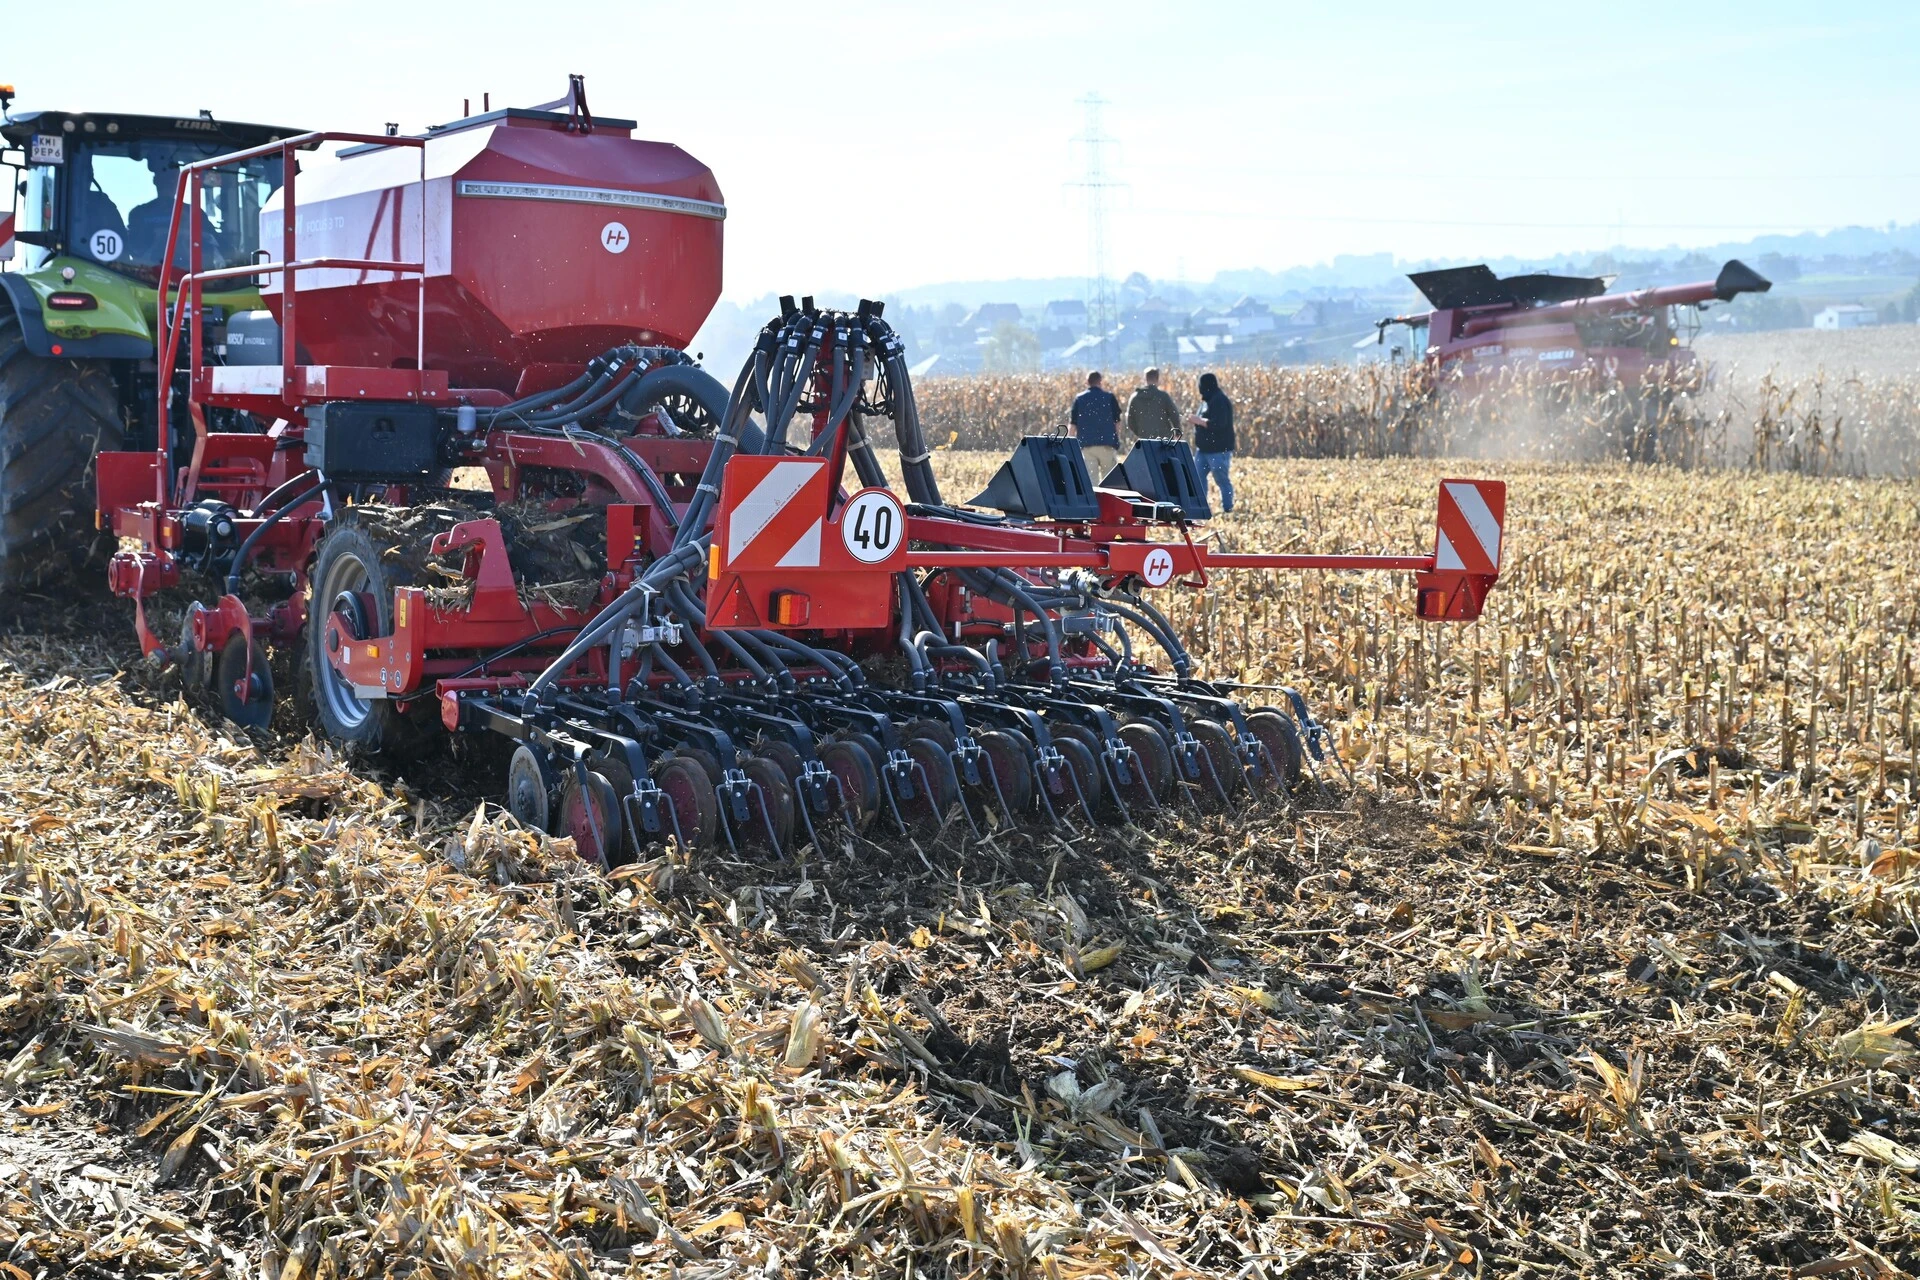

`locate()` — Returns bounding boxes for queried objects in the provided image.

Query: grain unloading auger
[90,91,1506,865]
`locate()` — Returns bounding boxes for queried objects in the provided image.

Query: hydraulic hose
[225,477,330,596]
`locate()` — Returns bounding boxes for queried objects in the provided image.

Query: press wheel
[818,739,880,832]
[1189,717,1245,805]
[505,744,555,832]
[653,756,719,853]
[742,755,796,852]
[557,769,622,870]
[971,728,1035,817]
[902,736,960,829]
[1117,720,1174,810]
[1245,709,1305,792]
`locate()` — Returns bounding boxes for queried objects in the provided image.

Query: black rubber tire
[971,728,1035,818]
[556,769,623,871]
[902,736,960,829]
[1052,736,1102,817]
[1244,709,1305,792]
[904,716,959,753]
[591,752,643,868]
[741,756,796,852]
[755,738,805,788]
[653,755,719,853]
[306,506,470,755]
[670,745,725,789]
[505,744,555,832]
[0,307,124,597]
[818,738,880,832]
[1117,720,1174,811]
[623,364,731,438]
[1189,717,1245,806]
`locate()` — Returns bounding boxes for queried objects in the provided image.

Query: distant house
[1217,296,1273,336]
[1813,304,1879,331]
[1041,300,1088,329]
[962,303,1024,333]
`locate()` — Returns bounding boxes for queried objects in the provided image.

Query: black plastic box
[305,402,439,482]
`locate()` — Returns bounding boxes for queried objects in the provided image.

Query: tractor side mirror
[0,149,24,167]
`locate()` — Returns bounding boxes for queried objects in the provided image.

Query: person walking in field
[1190,371,1235,513]
[1126,367,1180,442]
[1069,371,1121,480]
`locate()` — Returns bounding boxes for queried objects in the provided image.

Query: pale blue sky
[14,1,1917,298]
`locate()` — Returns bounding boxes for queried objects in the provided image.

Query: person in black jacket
[1188,371,1236,513]
[1069,371,1122,480]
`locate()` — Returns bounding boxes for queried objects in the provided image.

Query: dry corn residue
[0,456,1916,1278]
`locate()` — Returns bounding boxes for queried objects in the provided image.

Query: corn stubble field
[2,396,1919,1275]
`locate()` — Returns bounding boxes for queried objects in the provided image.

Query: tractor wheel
[306,506,470,755]
[0,307,124,597]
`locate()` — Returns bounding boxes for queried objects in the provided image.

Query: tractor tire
[306,504,475,755]
[0,307,124,597]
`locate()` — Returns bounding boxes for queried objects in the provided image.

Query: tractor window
[68,140,282,283]
[14,165,58,271]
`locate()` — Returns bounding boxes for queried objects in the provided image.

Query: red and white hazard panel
[1432,479,1504,574]
[721,457,831,570]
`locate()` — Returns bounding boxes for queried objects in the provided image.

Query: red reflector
[49,343,62,355]
[47,291,98,310]
[769,590,810,626]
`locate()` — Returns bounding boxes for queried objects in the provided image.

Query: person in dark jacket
[1125,367,1181,441]
[1069,371,1122,480]
[1189,371,1235,512]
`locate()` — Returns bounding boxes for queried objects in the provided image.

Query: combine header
[91,84,1506,863]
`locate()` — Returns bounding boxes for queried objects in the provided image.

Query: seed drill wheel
[970,728,1035,818]
[741,756,796,851]
[901,737,960,829]
[1117,721,1174,810]
[506,745,555,832]
[0,308,123,597]
[754,739,805,787]
[1189,718,1245,807]
[589,753,645,869]
[1051,735,1103,817]
[653,755,719,853]
[904,717,959,752]
[216,633,275,729]
[817,739,880,832]
[1045,723,1108,814]
[1244,710,1304,792]
[557,769,622,870]
[307,507,471,754]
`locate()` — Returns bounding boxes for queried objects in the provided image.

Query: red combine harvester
[99,83,1508,861]
[1375,259,1772,381]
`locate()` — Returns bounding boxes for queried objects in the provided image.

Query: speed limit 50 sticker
[840,490,904,565]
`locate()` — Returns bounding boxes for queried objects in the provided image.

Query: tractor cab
[2,109,296,284]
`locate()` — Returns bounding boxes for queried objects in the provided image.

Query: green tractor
[0,89,303,595]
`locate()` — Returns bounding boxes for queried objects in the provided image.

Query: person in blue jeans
[1189,371,1235,513]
